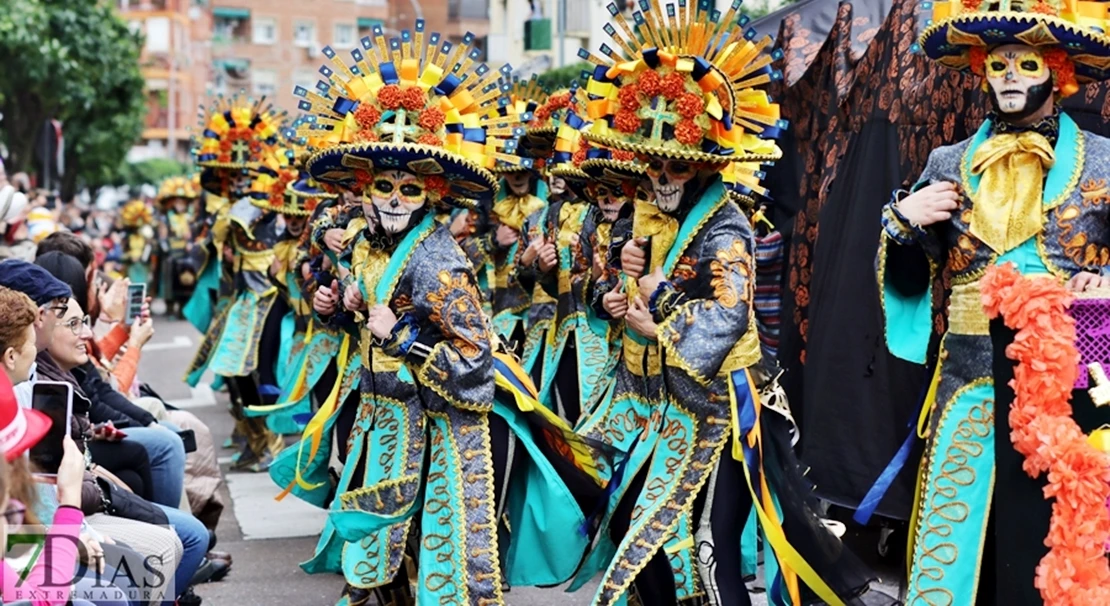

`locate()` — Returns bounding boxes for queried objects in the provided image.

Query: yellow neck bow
[492,194,546,232]
[969,131,1055,253]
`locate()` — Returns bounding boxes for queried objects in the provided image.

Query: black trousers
[87,439,154,502]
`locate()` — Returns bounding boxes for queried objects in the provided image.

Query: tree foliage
[0,0,146,198]
[114,157,187,188]
[541,62,593,90]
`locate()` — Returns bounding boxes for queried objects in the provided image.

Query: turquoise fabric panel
[996,240,1049,274]
[183,258,220,333]
[881,246,932,365]
[266,313,309,435]
[496,399,590,586]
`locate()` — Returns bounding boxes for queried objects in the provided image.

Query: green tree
[541,61,592,90]
[0,0,146,198]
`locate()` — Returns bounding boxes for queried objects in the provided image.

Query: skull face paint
[505,172,532,197]
[285,215,307,237]
[985,44,1054,120]
[362,170,428,235]
[645,158,698,213]
[229,171,253,198]
[589,180,634,222]
[549,176,567,196]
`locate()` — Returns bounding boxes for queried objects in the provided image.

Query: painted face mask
[362,170,428,235]
[985,44,1053,121]
[590,181,633,222]
[285,216,307,237]
[229,171,253,199]
[645,158,698,213]
[549,176,567,196]
[505,172,532,197]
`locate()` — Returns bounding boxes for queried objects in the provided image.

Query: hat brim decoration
[297,22,531,207]
[490,75,551,174]
[920,2,1110,83]
[120,200,154,228]
[580,0,787,165]
[156,176,200,205]
[195,94,289,170]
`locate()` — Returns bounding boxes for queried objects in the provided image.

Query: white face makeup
[362,169,427,235]
[505,172,532,196]
[548,176,567,196]
[985,44,1052,115]
[645,158,697,213]
[590,181,631,222]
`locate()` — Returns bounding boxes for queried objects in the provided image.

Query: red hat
[0,372,52,463]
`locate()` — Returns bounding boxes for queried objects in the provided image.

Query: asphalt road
[140,315,902,606]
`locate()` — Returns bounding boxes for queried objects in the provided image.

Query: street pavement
[140,316,903,606]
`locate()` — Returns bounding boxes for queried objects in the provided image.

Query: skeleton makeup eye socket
[399,183,424,197]
[372,180,395,195]
[1021,60,1039,70]
[646,159,666,176]
[991,61,1006,72]
[596,185,611,197]
[668,161,694,177]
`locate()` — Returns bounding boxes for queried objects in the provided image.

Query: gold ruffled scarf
[492,194,545,231]
[625,200,678,301]
[969,131,1055,253]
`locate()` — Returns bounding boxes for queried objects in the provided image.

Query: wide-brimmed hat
[580,146,644,186]
[194,94,289,170]
[120,200,154,229]
[491,76,550,175]
[297,24,530,207]
[722,161,769,211]
[0,372,52,463]
[581,2,786,165]
[156,176,199,206]
[921,0,1110,85]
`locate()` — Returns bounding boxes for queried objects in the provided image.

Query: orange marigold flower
[638,70,662,98]
[674,119,702,145]
[417,133,442,146]
[621,181,639,199]
[968,47,988,76]
[572,146,588,165]
[354,103,383,130]
[612,149,635,162]
[961,0,980,10]
[1030,0,1057,14]
[1045,48,1079,98]
[378,84,403,110]
[613,110,641,134]
[417,107,446,131]
[354,170,374,188]
[660,72,687,100]
[355,130,380,143]
[548,92,571,110]
[534,106,552,124]
[617,85,641,110]
[424,175,450,198]
[401,86,426,111]
[676,92,705,119]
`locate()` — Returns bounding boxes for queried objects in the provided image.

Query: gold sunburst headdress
[296,22,530,207]
[195,93,290,196]
[491,75,551,173]
[155,176,199,207]
[580,0,786,164]
[120,199,154,229]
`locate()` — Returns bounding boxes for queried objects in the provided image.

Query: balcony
[212,7,250,46]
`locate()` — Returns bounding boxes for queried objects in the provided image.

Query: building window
[252,17,276,45]
[252,69,278,97]
[293,20,316,47]
[334,23,356,48]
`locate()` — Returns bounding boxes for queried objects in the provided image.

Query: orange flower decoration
[614,110,641,134]
[355,104,382,130]
[378,85,403,110]
[401,86,426,111]
[417,107,445,131]
[982,263,1110,605]
[418,133,442,147]
[674,119,702,145]
[638,70,662,97]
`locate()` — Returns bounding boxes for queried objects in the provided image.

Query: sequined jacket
[223,200,279,297]
[534,199,594,325]
[880,115,1110,352]
[352,224,494,414]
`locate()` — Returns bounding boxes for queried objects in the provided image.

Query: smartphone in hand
[29,381,74,477]
[126,283,146,325]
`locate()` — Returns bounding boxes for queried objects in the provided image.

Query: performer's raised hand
[324,228,346,253]
[343,281,366,312]
[367,305,399,340]
[637,267,666,304]
[621,238,647,278]
[894,182,961,227]
[538,240,558,272]
[495,224,520,248]
[314,279,339,315]
[1067,271,1110,292]
[602,289,629,319]
[626,297,658,339]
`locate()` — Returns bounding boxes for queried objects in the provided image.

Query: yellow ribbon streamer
[729,371,846,606]
[969,131,1055,253]
[276,333,351,501]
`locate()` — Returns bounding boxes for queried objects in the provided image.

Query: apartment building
[120,0,212,162]
[208,0,499,116]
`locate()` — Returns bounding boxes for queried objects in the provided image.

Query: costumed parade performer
[874,0,1110,603]
[117,198,157,287]
[274,23,614,606]
[185,94,291,472]
[156,175,201,318]
[572,1,879,604]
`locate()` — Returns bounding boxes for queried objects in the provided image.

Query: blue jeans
[156,504,206,602]
[123,424,185,507]
[72,573,131,606]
